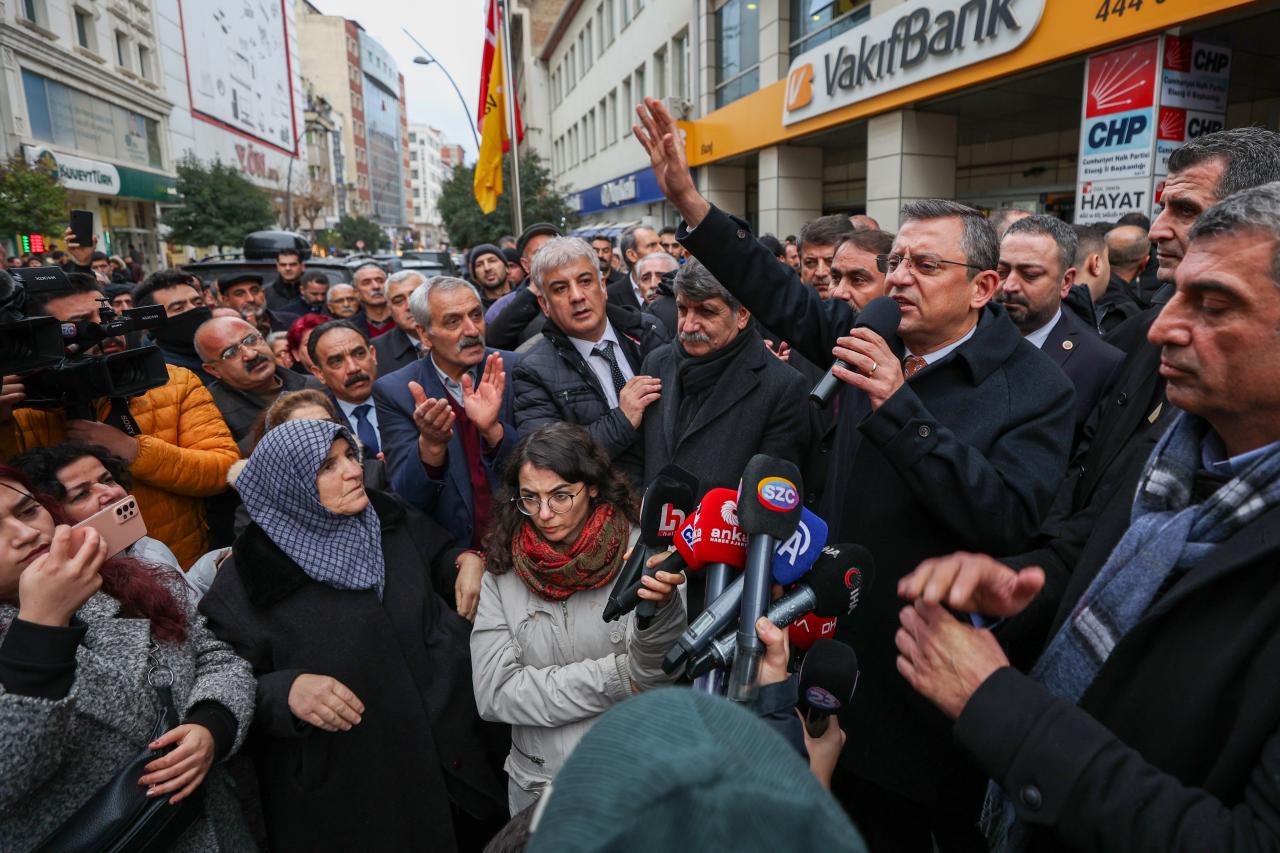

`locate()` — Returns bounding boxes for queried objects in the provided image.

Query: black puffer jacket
[512,304,668,481]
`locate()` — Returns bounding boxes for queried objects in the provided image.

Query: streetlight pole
[404,29,481,151]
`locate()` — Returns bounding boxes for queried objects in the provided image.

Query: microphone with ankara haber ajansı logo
[602,464,699,624]
[726,455,804,702]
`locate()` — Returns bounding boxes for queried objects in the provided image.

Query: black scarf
[674,327,756,436]
[151,306,212,359]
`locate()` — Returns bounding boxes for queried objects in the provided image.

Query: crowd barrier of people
[2,115,1280,853]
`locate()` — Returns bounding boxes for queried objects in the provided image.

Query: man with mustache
[635,96,1074,850]
[374,276,520,551]
[307,320,383,457]
[352,262,395,339]
[996,215,1124,437]
[197,316,323,455]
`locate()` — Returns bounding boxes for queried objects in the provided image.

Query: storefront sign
[782,0,1046,125]
[23,146,176,202]
[569,167,668,215]
[1075,39,1159,184]
[1155,36,1231,177]
[1075,177,1151,225]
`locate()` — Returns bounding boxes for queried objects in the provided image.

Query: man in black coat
[264,248,306,311]
[634,98,1074,851]
[996,215,1124,436]
[590,233,627,290]
[513,236,669,483]
[895,180,1280,853]
[640,258,808,489]
[373,269,427,373]
[607,224,662,310]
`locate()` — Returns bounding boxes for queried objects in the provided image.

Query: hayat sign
[782,0,1044,126]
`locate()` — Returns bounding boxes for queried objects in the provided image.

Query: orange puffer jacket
[0,365,239,569]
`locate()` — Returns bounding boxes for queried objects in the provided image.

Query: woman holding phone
[0,464,257,851]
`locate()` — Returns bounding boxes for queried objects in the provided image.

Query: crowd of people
[0,107,1279,852]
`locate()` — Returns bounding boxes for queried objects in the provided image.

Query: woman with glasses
[199,419,507,852]
[471,422,687,813]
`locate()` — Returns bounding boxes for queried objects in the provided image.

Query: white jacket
[471,567,686,813]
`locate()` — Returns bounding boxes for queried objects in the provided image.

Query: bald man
[1106,224,1151,285]
[197,316,322,453]
[990,207,1031,240]
[848,213,881,231]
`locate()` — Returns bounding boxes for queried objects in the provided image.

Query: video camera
[0,266,170,417]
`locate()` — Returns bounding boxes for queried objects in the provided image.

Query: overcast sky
[311,0,485,163]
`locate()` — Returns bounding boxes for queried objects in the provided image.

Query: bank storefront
[685,0,1271,231]
[16,67,175,259]
[567,166,694,237]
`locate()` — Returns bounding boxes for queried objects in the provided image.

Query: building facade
[0,0,178,261]
[298,82,343,234]
[408,123,449,248]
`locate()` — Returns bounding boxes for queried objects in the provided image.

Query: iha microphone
[688,543,874,679]
[726,455,803,703]
[603,465,698,624]
[810,295,902,407]
[798,639,859,737]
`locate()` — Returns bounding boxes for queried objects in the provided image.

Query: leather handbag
[33,643,205,853]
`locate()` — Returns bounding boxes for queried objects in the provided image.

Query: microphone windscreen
[788,613,837,652]
[771,507,828,585]
[798,639,859,715]
[735,454,803,540]
[852,295,902,342]
[803,543,876,618]
[690,488,748,568]
[638,466,700,549]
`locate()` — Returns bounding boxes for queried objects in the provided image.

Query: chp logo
[721,499,739,529]
[758,477,800,512]
[785,63,814,112]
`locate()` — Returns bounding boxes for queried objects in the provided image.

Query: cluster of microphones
[602,453,870,726]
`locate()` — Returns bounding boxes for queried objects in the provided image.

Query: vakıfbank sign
[782,0,1045,126]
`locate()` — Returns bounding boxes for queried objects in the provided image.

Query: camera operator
[0,272,240,570]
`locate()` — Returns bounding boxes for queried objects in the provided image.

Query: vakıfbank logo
[786,63,814,112]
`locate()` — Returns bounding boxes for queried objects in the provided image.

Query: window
[607,89,618,145]
[411,168,419,179]
[567,45,576,88]
[137,45,151,81]
[715,0,760,108]
[596,5,604,56]
[653,47,667,99]
[673,30,689,99]
[74,9,93,49]
[115,31,129,69]
[635,0,644,13]
[587,110,596,157]
[20,0,44,26]
[580,30,591,73]
[599,97,609,147]
[604,0,615,44]
[634,64,646,100]
[789,0,870,59]
[586,24,594,69]
[621,0,631,28]
[621,77,632,137]
[21,69,163,168]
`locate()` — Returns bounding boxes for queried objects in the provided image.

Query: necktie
[592,341,628,396]
[352,404,381,456]
[903,355,929,379]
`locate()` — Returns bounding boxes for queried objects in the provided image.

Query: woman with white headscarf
[198,419,507,853]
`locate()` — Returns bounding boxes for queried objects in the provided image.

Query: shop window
[789,0,870,59]
[715,0,759,108]
[21,68,163,168]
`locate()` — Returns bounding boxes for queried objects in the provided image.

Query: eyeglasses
[216,332,264,362]
[513,485,585,516]
[875,253,984,276]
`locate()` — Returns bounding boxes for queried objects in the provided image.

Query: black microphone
[688,543,874,678]
[809,295,903,407]
[798,639,859,737]
[726,455,803,702]
[603,465,699,624]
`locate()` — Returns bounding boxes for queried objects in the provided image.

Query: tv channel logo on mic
[757,477,800,512]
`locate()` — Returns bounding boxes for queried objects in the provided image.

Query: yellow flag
[473,37,508,214]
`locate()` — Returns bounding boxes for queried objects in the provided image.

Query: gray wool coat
[0,590,257,852]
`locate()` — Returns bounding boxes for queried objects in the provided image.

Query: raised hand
[462,352,506,446]
[18,525,108,627]
[633,97,711,228]
[408,380,455,467]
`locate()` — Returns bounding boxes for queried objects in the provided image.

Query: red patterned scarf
[512,503,628,601]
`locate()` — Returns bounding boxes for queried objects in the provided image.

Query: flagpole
[498,0,523,236]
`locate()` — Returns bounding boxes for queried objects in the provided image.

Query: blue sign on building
[568,166,676,216]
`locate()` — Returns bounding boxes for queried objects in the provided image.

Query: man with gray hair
[373,269,428,373]
[373,275,520,553]
[998,214,1124,434]
[639,257,808,494]
[633,251,680,331]
[513,236,669,482]
[895,179,1280,853]
[610,223,662,309]
[635,96,1075,850]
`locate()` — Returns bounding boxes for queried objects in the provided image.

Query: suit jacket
[1042,308,1124,435]
[958,495,1280,852]
[640,330,809,489]
[373,350,521,547]
[606,275,643,311]
[512,305,669,482]
[1095,273,1143,336]
[373,325,424,374]
[680,205,1075,816]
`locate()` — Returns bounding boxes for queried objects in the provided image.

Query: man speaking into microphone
[635,98,1075,850]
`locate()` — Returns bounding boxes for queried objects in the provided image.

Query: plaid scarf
[512,503,628,601]
[984,413,1280,851]
[237,419,386,600]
